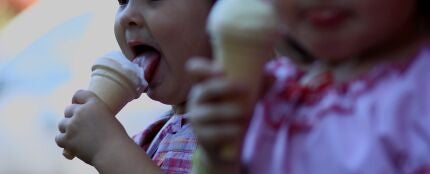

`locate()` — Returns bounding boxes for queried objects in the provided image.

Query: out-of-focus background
[0,0,168,173]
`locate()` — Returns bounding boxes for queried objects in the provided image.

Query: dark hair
[418,0,429,17]
[417,0,430,31]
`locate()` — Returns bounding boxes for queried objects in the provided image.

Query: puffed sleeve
[389,51,430,174]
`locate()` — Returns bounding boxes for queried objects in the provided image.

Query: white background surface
[0,0,169,173]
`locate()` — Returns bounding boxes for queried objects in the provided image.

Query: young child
[55,0,215,173]
[187,0,430,173]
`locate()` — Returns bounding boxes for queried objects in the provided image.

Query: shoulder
[153,116,196,174]
[132,111,173,149]
[370,43,430,173]
[394,43,430,112]
[262,57,304,97]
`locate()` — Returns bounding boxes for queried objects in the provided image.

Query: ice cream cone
[209,0,279,104]
[63,51,144,160]
[207,0,280,162]
[89,53,144,114]
[212,36,275,101]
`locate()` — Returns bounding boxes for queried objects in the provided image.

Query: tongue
[132,51,161,88]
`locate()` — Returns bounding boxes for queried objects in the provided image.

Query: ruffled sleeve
[401,52,430,174]
[378,48,430,174]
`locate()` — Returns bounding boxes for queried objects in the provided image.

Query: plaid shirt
[133,112,197,174]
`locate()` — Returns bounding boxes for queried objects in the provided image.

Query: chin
[146,89,185,105]
[312,50,352,61]
[146,90,168,104]
[305,41,358,61]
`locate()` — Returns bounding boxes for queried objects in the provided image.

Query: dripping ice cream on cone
[89,51,146,115]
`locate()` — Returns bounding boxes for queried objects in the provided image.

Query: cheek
[151,10,210,62]
[113,15,122,41]
[146,11,177,53]
[114,21,127,53]
[274,0,288,20]
[274,0,299,29]
[354,0,416,42]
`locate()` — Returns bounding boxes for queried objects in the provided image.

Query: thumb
[186,57,222,84]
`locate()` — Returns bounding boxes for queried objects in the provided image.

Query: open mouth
[131,44,161,88]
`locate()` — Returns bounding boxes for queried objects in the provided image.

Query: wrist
[92,137,163,174]
[91,137,134,169]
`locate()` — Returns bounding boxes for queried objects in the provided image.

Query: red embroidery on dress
[315,104,354,119]
[262,53,421,131]
[263,99,283,129]
[288,121,312,137]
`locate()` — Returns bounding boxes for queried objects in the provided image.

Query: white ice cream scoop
[88,51,146,114]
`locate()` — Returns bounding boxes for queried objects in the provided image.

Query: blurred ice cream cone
[207,0,280,161]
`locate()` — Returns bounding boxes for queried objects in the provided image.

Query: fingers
[58,118,69,133]
[193,123,243,162]
[64,104,78,118]
[195,124,242,147]
[58,102,81,160]
[57,90,110,161]
[186,57,222,84]
[62,150,76,160]
[186,58,253,164]
[190,79,248,104]
[190,102,247,124]
[55,132,68,148]
[60,103,80,133]
[55,119,73,154]
[189,102,249,156]
[56,133,75,160]
[57,116,77,160]
[72,90,97,104]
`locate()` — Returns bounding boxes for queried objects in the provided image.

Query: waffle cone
[214,36,274,103]
[207,0,279,162]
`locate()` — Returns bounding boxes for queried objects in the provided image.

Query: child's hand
[55,90,131,165]
[186,58,253,172]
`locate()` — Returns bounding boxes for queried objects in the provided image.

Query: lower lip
[305,8,349,28]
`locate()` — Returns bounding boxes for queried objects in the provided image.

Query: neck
[325,27,425,84]
[172,102,187,115]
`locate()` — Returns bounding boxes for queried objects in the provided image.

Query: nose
[117,2,145,28]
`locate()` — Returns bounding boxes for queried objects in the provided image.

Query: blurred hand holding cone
[207,0,280,162]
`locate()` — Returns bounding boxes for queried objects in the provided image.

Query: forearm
[93,138,163,174]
